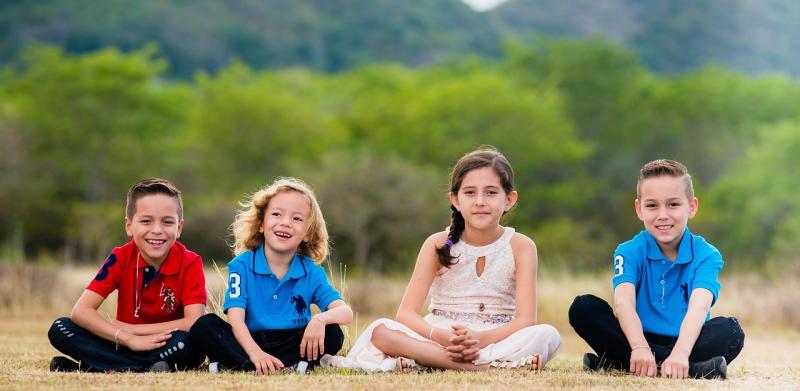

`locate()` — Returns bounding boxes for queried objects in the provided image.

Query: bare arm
[71,289,173,351]
[228,307,283,374]
[300,300,353,360]
[314,300,353,325]
[661,289,713,379]
[614,283,657,376]
[395,232,455,346]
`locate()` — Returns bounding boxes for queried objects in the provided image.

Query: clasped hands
[444,323,484,363]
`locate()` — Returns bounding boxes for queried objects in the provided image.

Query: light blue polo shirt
[224,245,342,331]
[612,228,723,337]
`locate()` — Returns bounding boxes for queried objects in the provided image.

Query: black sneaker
[147,360,171,373]
[50,356,80,372]
[688,356,727,380]
[583,353,623,372]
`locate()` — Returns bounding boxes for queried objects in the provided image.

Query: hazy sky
[462,0,507,12]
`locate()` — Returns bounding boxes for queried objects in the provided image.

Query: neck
[263,246,294,269]
[461,225,505,246]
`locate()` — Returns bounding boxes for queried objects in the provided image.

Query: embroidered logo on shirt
[160,285,177,314]
[290,294,307,325]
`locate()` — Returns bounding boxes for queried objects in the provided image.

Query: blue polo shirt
[224,245,342,331]
[612,228,723,337]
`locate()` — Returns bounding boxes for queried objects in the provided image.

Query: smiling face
[635,175,698,260]
[450,166,518,234]
[260,190,312,259]
[125,193,184,266]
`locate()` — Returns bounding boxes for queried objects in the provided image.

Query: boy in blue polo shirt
[569,159,744,379]
[188,178,353,374]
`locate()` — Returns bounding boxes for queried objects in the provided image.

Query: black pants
[187,313,344,371]
[48,317,204,372]
[568,294,744,368]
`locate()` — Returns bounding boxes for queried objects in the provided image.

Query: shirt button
[145,267,150,272]
[273,294,278,300]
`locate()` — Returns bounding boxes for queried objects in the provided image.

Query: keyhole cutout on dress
[475,256,486,278]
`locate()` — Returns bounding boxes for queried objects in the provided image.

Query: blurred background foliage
[1,0,799,276]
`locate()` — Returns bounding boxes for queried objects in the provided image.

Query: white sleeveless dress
[323,227,561,371]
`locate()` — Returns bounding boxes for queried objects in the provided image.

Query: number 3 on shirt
[229,273,241,298]
[614,255,624,276]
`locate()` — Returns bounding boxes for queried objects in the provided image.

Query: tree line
[1,39,798,275]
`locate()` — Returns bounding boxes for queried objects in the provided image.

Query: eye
[645,203,656,208]
[293,216,304,222]
[163,220,175,225]
[463,190,475,195]
[270,212,280,217]
[139,219,151,224]
[670,202,682,208]
[487,190,499,196]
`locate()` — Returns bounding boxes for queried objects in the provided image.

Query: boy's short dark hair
[637,159,694,200]
[125,178,183,220]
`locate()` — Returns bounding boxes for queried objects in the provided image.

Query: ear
[634,199,644,221]
[177,219,185,239]
[688,197,699,219]
[124,217,133,237]
[504,190,519,212]
[449,192,460,212]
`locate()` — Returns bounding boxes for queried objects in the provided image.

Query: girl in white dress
[324,147,561,371]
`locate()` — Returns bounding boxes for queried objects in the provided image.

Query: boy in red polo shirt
[48,178,207,372]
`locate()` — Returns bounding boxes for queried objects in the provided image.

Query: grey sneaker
[282,361,309,374]
[688,356,727,380]
[147,360,171,372]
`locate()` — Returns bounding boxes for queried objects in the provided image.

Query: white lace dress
[323,227,561,371]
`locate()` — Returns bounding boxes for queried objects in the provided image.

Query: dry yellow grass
[1,264,798,390]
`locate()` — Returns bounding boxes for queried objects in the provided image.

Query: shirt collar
[645,228,693,264]
[132,240,183,275]
[253,244,307,279]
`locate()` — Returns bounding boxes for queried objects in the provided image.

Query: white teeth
[275,232,291,238]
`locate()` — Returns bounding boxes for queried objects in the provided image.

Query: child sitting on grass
[569,159,745,379]
[48,178,207,372]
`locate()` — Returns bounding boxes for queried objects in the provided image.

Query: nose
[475,192,486,205]
[656,206,669,220]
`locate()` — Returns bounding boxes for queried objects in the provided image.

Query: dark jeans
[568,294,744,368]
[188,313,344,371]
[48,317,204,372]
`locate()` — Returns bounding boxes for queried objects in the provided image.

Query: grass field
[1,264,798,390]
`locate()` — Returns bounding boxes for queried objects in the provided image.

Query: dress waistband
[431,309,514,325]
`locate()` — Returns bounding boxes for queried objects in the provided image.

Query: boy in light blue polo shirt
[188,178,353,374]
[224,245,342,331]
[569,159,744,380]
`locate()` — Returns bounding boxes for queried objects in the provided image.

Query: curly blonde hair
[230,177,329,263]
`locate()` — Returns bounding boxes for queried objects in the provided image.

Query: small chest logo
[290,294,307,325]
[160,285,177,314]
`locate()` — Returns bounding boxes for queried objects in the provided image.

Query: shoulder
[689,231,723,264]
[300,254,325,274]
[615,231,647,256]
[176,241,203,265]
[510,231,536,254]
[423,231,450,249]
[227,250,252,271]
[109,240,135,260]
[690,232,721,255]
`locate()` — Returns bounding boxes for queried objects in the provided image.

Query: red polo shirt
[87,240,207,324]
